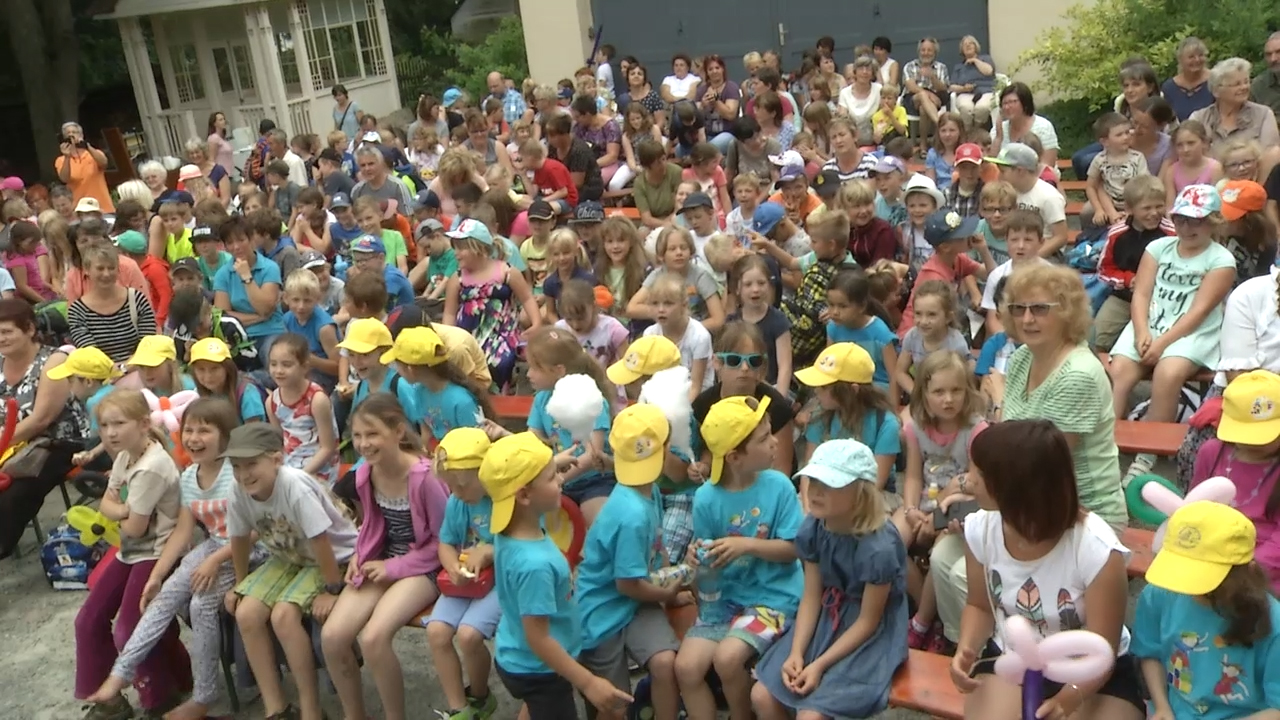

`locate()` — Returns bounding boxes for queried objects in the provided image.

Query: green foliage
[1015,0,1280,110]
[1039,99,1096,155]
[400,15,528,104]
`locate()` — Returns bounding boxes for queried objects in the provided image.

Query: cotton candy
[546,374,605,444]
[639,366,693,457]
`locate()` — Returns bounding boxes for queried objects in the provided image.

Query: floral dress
[269,381,338,485]
[456,261,521,389]
[0,345,89,446]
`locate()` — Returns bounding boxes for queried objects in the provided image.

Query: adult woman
[694,55,741,154]
[661,53,701,104]
[1161,37,1213,121]
[902,38,951,143]
[872,36,900,87]
[55,121,114,212]
[754,91,793,152]
[530,84,563,141]
[1074,62,1162,178]
[991,82,1060,167]
[332,84,364,141]
[67,245,156,363]
[617,64,666,128]
[837,56,882,145]
[569,95,622,187]
[184,138,231,206]
[50,186,76,225]
[1189,58,1280,163]
[949,36,996,130]
[206,112,235,176]
[137,160,169,203]
[65,218,150,302]
[817,51,844,91]
[1130,96,1175,175]
[949,421,1143,720]
[213,216,285,361]
[114,180,153,210]
[26,185,50,216]
[0,299,89,559]
[822,117,877,181]
[407,94,448,146]
[461,109,514,175]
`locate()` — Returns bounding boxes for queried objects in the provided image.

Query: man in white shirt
[986,143,1069,258]
[267,128,309,187]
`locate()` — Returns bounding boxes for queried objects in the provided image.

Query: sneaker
[468,691,497,719]
[928,621,956,655]
[82,696,134,720]
[434,708,477,720]
[1123,453,1155,489]
[907,621,931,650]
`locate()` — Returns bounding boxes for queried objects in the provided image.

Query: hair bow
[142,389,200,434]
[994,615,1115,720]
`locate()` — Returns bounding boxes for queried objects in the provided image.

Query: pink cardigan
[351,457,449,586]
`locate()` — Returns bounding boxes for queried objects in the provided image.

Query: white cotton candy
[546,374,605,444]
[639,366,694,457]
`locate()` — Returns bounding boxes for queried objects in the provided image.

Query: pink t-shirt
[898,252,982,336]
[1193,439,1280,594]
[681,166,728,218]
[4,245,56,300]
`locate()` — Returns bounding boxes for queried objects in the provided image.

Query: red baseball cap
[955,143,983,166]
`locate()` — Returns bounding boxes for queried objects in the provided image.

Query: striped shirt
[67,288,157,362]
[822,152,878,182]
[376,491,414,558]
[179,459,237,544]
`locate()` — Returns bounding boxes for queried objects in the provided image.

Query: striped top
[375,491,414,558]
[822,152,879,182]
[67,288,157,363]
[179,458,237,544]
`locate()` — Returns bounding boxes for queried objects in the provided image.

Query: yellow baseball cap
[607,336,682,385]
[127,335,178,368]
[794,343,875,387]
[701,396,771,484]
[1217,370,1280,446]
[435,427,491,471]
[1145,501,1256,595]
[337,318,394,354]
[379,326,447,367]
[46,347,120,381]
[610,404,671,487]
[189,337,233,364]
[479,432,554,533]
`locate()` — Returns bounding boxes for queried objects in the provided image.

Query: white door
[212,42,258,107]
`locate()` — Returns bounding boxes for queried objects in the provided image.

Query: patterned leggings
[111,539,236,706]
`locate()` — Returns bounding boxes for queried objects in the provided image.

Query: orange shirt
[64,257,150,303]
[767,190,824,230]
[55,151,115,212]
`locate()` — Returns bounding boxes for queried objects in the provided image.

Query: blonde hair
[703,233,736,271]
[284,268,321,297]
[548,228,588,269]
[1218,138,1262,167]
[835,179,876,209]
[880,83,900,97]
[327,130,347,149]
[655,226,695,259]
[95,388,171,448]
[1124,175,1166,208]
[647,271,688,306]
[1000,264,1092,345]
[908,350,984,430]
[847,481,889,534]
[980,180,1018,207]
[115,180,153,207]
[743,51,763,69]
[808,207,851,243]
[437,148,479,187]
[524,326,618,409]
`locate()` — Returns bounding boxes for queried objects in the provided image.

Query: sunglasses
[1007,302,1060,317]
[716,352,765,369]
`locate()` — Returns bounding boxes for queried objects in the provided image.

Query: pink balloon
[1185,476,1236,506]
[993,616,1114,686]
[1141,482,1184,516]
[1149,477,1237,553]
[143,389,200,433]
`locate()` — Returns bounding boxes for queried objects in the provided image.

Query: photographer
[54,121,114,213]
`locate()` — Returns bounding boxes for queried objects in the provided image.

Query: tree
[402,14,528,101]
[6,0,80,179]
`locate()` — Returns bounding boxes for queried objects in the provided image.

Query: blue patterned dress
[455,261,521,388]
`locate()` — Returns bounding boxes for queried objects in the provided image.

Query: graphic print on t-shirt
[987,569,1083,639]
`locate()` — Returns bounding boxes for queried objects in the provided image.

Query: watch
[958,473,969,494]
[324,582,344,596]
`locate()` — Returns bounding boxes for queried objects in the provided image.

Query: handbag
[0,437,52,478]
[438,564,495,599]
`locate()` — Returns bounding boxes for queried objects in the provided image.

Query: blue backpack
[41,523,111,591]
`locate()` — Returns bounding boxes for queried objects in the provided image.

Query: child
[317,148,356,199]
[724,173,764,244]
[898,208,994,337]
[128,334,198,396]
[321,393,447,720]
[926,114,963,192]
[751,439,909,719]
[443,218,540,389]
[1084,112,1151,231]
[894,281,972,395]
[1131,501,1280,719]
[677,396,804,720]
[678,191,722,267]
[570,201,606,261]
[841,180,898,269]
[352,196,410,274]
[1219,179,1275,283]
[283,269,340,389]
[349,234,415,310]
[592,218,650,336]
[520,139,577,214]
[575,404,683,720]
[266,334,340,485]
[728,254,791,393]
[555,278,628,371]
[74,389,190,720]
[52,347,118,472]
[293,205,334,261]
[225,423,358,720]
[334,317,418,416]
[825,268,899,393]
[266,160,303,221]
[1161,120,1223,207]
[871,83,908,145]
[190,224,232,291]
[3,220,56,302]
[873,157,908,230]
[85,397,241,720]
[629,227,726,335]
[522,326,618,523]
[1110,184,1236,482]
[681,142,731,222]
[946,143,987,217]
[541,228,596,318]
[112,228,172,328]
[988,142,1070,255]
[768,152,823,229]
[702,232,746,292]
[900,175,946,278]
[189,337,267,423]
[973,180,1018,267]
[639,272,714,397]
[299,249,344,316]
[157,199,195,264]
[748,201,814,274]
[409,124,445,175]
[521,199,556,295]
[900,350,987,652]
[246,208,301,279]
[407,218,456,301]
[478,432,632,719]
[767,209,858,367]
[980,209,1050,336]
[328,193,364,257]
[381,325,493,442]
[976,278,1019,421]
[169,287,258,372]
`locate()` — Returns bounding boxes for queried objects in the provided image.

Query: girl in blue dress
[752,438,909,720]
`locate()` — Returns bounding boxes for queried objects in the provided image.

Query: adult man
[350,144,413,211]
[987,143,1069,257]
[54,121,114,212]
[1251,31,1280,121]
[545,113,603,203]
[487,72,527,125]
[270,129,309,187]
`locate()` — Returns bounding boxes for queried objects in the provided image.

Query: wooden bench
[1060,179,1087,193]
[889,650,964,719]
[491,394,535,420]
[1122,527,1155,578]
[1066,200,1084,216]
[1115,419,1188,456]
[605,206,641,220]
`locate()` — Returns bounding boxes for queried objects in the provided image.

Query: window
[233,45,256,91]
[276,32,301,88]
[213,45,257,96]
[169,44,205,104]
[297,0,388,91]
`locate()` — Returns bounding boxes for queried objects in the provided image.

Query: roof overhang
[93,0,259,21]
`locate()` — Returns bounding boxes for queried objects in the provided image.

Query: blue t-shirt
[543,267,597,303]
[493,533,582,674]
[284,307,337,360]
[330,221,363,254]
[691,469,804,615]
[439,495,494,548]
[975,332,1019,377]
[1130,584,1280,719]
[383,265,416,311]
[212,253,286,338]
[575,484,664,648]
[234,381,268,422]
[353,371,420,423]
[804,409,901,459]
[874,194,907,229]
[826,316,898,387]
[925,148,954,191]
[85,384,114,436]
[414,381,480,440]
[526,389,612,487]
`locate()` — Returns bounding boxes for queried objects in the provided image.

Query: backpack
[234,376,269,417]
[40,522,111,590]
[393,164,428,195]
[33,298,70,348]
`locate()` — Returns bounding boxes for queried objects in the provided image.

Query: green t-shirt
[197,250,234,291]
[426,247,458,294]
[1002,345,1126,530]
[633,162,683,219]
[379,229,408,266]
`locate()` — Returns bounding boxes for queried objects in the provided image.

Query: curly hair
[1001,264,1092,345]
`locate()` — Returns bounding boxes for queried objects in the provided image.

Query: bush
[1015,0,1280,110]
[400,15,529,106]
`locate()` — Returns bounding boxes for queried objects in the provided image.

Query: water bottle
[920,482,940,513]
[695,542,730,624]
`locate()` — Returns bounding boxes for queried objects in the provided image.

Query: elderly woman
[1189,58,1280,166]
[837,56,882,144]
[902,38,950,147]
[694,55,742,154]
[1162,37,1213,121]
[0,299,90,559]
[949,35,996,130]
[991,82,1060,167]
[67,245,157,363]
[55,121,114,212]
[660,53,701,104]
[137,160,170,203]
[185,138,231,205]
[531,84,565,141]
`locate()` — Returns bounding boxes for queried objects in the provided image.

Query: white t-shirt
[555,315,629,370]
[981,258,1050,311]
[0,267,14,295]
[878,58,899,85]
[966,509,1131,655]
[596,62,614,93]
[994,114,1061,151]
[663,74,702,100]
[283,150,310,188]
[643,319,714,391]
[227,465,357,567]
[838,82,883,127]
[1017,179,1067,237]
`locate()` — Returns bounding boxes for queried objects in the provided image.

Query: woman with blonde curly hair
[423,148,488,216]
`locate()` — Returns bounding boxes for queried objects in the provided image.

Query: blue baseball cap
[350,234,386,255]
[330,192,352,209]
[571,200,605,224]
[752,202,786,236]
[442,87,463,108]
[415,188,441,211]
[794,439,879,489]
[923,208,980,247]
[446,218,494,246]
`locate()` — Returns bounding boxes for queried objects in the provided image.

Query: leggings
[111,538,236,706]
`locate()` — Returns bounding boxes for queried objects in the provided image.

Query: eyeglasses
[1007,302,1060,317]
[1171,215,1211,227]
[1225,160,1256,170]
[716,352,765,369]
[981,205,1015,214]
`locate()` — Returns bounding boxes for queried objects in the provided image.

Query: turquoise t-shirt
[526,389,612,487]
[414,381,480,441]
[875,194,907,229]
[803,408,902,458]
[353,371,420,423]
[283,306,337,360]
[975,219,1009,266]
[691,469,804,615]
[197,251,234,291]
[1130,584,1280,719]
[85,384,114,436]
[826,316,898,387]
[439,495,494,549]
[212,253,286,338]
[234,381,267,422]
[493,533,582,674]
[427,248,459,288]
[153,375,198,398]
[575,484,664,648]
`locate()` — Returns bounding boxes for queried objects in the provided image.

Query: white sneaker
[1122,453,1155,489]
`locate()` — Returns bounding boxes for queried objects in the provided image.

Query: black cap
[170,257,201,276]
[415,189,441,210]
[528,199,556,221]
[571,201,605,224]
[190,225,216,242]
[676,192,714,214]
[318,147,343,164]
[386,304,430,338]
[813,169,843,200]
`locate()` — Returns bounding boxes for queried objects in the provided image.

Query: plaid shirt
[947,179,984,217]
[492,89,527,125]
[902,59,949,93]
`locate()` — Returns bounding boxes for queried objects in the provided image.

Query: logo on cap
[1252,396,1276,420]
[1176,525,1202,550]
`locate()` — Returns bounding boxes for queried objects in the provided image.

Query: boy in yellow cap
[679,396,804,720]
[575,405,682,719]
[48,347,121,471]
[427,428,500,720]
[127,334,197,396]
[607,335,682,399]
[335,317,418,418]
[1131,501,1280,720]
[479,432,632,720]
[381,325,488,443]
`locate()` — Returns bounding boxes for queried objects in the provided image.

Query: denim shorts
[562,473,616,506]
[426,589,501,638]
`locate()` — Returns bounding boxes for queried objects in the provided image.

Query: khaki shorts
[1094,295,1131,352]
[235,556,324,611]
[580,605,680,699]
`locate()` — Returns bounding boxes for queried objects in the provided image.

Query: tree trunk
[41,0,80,123]
[6,0,79,182]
